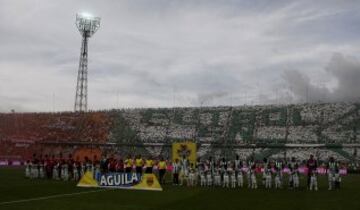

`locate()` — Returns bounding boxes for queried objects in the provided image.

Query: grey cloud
[282,69,329,103]
[282,53,360,103]
[325,53,360,101]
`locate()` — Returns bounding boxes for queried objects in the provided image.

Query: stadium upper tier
[0,103,359,160]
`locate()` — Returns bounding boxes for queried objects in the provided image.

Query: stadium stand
[0,102,359,163]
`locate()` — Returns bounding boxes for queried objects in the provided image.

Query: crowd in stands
[256,126,286,141]
[287,126,318,143]
[269,149,348,162]
[0,112,110,144]
[0,102,359,163]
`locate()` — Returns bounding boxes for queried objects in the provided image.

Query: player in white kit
[200,171,206,187]
[250,166,258,189]
[230,171,237,188]
[237,169,244,188]
[31,162,39,179]
[25,160,31,178]
[327,157,338,190]
[80,161,86,177]
[246,167,252,189]
[264,165,272,189]
[262,158,268,186]
[223,172,230,188]
[214,170,221,186]
[61,162,69,181]
[246,158,255,188]
[274,168,282,189]
[206,171,213,187]
[291,165,300,189]
[53,161,59,180]
[188,168,196,187]
[73,161,79,181]
[309,171,318,191]
[39,161,45,179]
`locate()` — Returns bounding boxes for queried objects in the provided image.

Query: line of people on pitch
[25,153,343,191]
[25,153,100,181]
[171,155,342,191]
[172,157,290,189]
[24,153,169,184]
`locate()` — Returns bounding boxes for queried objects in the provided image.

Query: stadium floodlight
[75,13,100,37]
[74,13,101,112]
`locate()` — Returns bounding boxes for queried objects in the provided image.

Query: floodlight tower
[74,13,100,112]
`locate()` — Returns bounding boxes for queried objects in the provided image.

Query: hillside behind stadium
[0,102,359,162]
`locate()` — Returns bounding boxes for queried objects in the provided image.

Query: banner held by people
[77,171,162,191]
[172,141,197,166]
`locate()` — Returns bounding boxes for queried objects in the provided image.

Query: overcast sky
[1,0,360,112]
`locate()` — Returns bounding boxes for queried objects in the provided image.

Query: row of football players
[176,166,341,191]
[24,154,166,181]
[25,158,97,181]
[25,154,343,190]
[179,169,341,191]
[178,166,297,189]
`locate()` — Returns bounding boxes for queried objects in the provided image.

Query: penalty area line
[0,189,110,206]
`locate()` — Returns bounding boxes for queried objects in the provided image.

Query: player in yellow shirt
[135,155,144,174]
[145,157,154,174]
[158,157,167,184]
[124,155,133,173]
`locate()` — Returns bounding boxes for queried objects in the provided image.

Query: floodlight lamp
[76,13,101,37]
[79,12,94,19]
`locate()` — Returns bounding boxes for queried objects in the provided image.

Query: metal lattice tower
[74,13,100,112]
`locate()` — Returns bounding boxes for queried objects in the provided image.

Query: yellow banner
[172,141,197,166]
[132,174,162,191]
[77,171,98,187]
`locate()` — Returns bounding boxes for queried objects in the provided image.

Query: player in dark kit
[73,156,81,181]
[67,154,74,180]
[116,158,124,173]
[108,156,117,172]
[44,154,53,179]
[100,154,108,174]
[58,153,64,179]
[306,154,318,189]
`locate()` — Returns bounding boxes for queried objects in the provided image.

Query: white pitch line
[0,189,109,206]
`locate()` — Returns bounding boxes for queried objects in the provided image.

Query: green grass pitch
[0,167,359,210]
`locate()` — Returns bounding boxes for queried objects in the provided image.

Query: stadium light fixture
[75,13,101,38]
